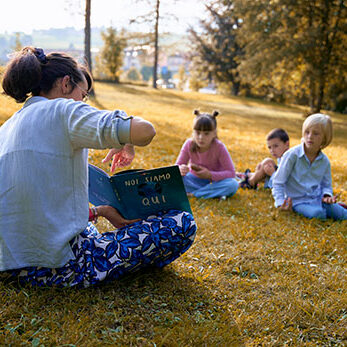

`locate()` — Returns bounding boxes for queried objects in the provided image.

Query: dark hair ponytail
[2,46,92,103]
[2,47,42,103]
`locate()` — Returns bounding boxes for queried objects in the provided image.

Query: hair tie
[35,48,47,64]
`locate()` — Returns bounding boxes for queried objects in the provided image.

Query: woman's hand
[279,197,293,212]
[322,195,337,204]
[102,144,135,172]
[96,205,140,228]
[179,164,189,176]
[190,163,212,180]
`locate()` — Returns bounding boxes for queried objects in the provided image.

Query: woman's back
[0,96,89,271]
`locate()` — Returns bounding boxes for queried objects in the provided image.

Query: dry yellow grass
[0,82,346,346]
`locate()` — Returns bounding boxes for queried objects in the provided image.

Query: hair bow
[35,48,47,64]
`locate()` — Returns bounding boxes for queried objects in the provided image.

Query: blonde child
[176,110,239,199]
[272,113,347,220]
[240,128,289,189]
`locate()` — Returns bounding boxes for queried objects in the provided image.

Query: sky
[0,0,207,35]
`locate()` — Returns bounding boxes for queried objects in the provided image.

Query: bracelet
[91,206,98,224]
[88,208,93,221]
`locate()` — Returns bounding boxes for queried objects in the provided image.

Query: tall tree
[84,0,94,95]
[189,1,243,95]
[84,0,92,72]
[130,0,178,89]
[153,0,160,89]
[65,0,94,93]
[234,0,347,112]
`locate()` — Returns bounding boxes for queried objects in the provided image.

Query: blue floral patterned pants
[5,210,196,288]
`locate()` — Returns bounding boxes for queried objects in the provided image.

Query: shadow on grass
[108,83,188,102]
[0,267,244,346]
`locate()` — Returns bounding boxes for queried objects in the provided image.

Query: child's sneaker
[239,169,257,190]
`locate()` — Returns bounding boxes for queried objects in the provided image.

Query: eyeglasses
[71,80,89,102]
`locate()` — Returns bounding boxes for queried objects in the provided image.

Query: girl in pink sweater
[176,110,239,199]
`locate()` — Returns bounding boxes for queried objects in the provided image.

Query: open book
[88,164,192,219]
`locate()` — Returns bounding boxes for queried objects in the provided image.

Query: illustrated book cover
[88,164,192,219]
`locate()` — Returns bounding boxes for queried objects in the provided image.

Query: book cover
[88,164,192,219]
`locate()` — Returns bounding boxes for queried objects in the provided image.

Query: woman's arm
[90,205,139,228]
[129,116,156,146]
[65,103,155,149]
[102,116,156,171]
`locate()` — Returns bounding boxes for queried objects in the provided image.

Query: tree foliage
[177,65,187,91]
[126,67,141,81]
[129,0,179,89]
[234,0,347,112]
[189,0,347,112]
[140,65,153,81]
[96,27,126,83]
[188,0,243,96]
[12,33,22,52]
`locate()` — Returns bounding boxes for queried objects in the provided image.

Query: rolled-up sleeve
[271,150,296,207]
[62,100,133,149]
[321,160,333,197]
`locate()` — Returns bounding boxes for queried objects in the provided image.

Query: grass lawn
[0,82,346,346]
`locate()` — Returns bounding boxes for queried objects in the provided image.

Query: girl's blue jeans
[183,172,239,199]
[293,201,347,220]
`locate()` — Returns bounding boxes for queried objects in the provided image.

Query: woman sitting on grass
[0,47,196,288]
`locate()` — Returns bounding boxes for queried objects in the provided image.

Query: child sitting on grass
[239,128,289,189]
[272,113,347,220]
[176,109,239,199]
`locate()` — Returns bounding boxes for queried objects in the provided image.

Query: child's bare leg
[248,158,275,187]
[263,159,277,177]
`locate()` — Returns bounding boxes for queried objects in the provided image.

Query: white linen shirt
[0,96,132,270]
[271,143,333,208]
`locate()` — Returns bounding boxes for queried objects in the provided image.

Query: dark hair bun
[2,48,42,103]
[193,109,219,118]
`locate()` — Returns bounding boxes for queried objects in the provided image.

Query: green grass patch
[0,83,346,345]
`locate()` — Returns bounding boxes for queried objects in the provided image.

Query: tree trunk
[308,75,317,113]
[232,81,240,96]
[84,0,95,95]
[315,74,326,113]
[152,0,160,89]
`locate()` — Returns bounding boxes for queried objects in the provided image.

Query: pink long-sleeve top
[176,138,236,181]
